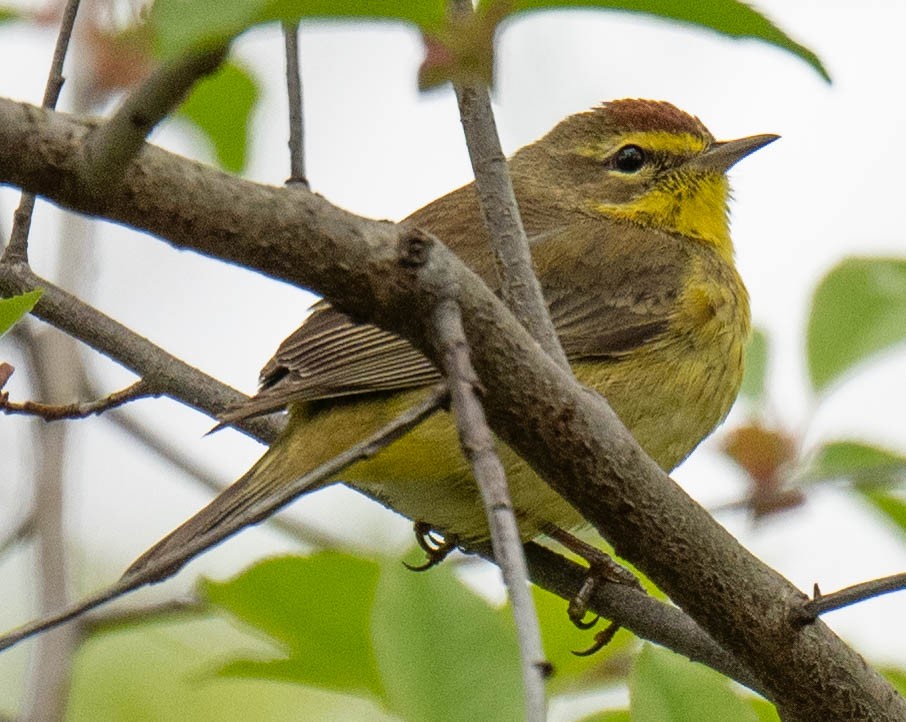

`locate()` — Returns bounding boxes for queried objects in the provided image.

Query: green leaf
[0,7,23,23]
[176,61,259,173]
[629,644,758,722]
[499,0,829,83]
[201,553,385,698]
[0,289,42,337]
[70,615,393,721]
[746,696,781,722]
[150,0,447,59]
[803,441,906,487]
[881,667,906,697]
[807,258,906,391]
[151,0,827,86]
[739,328,768,402]
[371,560,523,722]
[577,710,632,722]
[858,487,906,537]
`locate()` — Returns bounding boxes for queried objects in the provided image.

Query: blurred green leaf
[740,328,768,402]
[629,644,759,722]
[746,695,781,721]
[500,0,829,82]
[577,710,632,722]
[0,7,22,23]
[858,487,906,537]
[0,289,42,337]
[176,61,259,173]
[807,258,906,391]
[372,560,523,721]
[803,441,906,487]
[150,0,446,59]
[70,615,393,721]
[151,0,827,87]
[201,553,385,698]
[881,668,906,697]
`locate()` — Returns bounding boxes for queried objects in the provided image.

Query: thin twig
[82,44,228,192]
[0,387,446,652]
[449,2,568,372]
[0,513,34,560]
[435,299,548,721]
[795,574,906,623]
[0,4,85,715]
[282,21,307,186]
[81,596,206,636]
[1,378,156,421]
[18,325,80,720]
[2,0,82,264]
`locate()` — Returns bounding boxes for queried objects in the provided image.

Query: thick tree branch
[0,97,903,719]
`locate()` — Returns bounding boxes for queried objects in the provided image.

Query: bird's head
[513,99,777,261]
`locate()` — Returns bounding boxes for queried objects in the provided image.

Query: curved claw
[572,621,620,657]
[405,522,458,572]
[571,613,599,631]
[403,556,443,572]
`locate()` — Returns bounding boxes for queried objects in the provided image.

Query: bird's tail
[122,439,318,585]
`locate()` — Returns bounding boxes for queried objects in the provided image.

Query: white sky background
[2,0,906,708]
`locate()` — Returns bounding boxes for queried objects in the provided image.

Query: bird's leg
[546,526,644,655]
[404,521,460,572]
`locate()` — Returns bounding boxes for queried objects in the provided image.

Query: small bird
[126,99,776,580]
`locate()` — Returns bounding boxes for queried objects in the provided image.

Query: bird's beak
[690,133,780,173]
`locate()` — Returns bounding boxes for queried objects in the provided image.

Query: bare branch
[796,574,906,623]
[82,44,228,192]
[435,298,548,720]
[18,326,80,720]
[282,22,307,187]
[1,378,156,421]
[0,513,34,560]
[450,3,568,371]
[81,596,206,637]
[2,0,82,264]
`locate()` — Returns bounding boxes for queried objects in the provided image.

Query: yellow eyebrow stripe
[576,131,708,160]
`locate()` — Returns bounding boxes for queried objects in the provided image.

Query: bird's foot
[403,521,459,572]
[547,526,643,655]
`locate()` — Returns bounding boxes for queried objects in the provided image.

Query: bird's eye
[614,145,646,173]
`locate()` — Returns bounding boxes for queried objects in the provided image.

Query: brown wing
[534,217,685,359]
[220,208,686,425]
[217,301,441,424]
